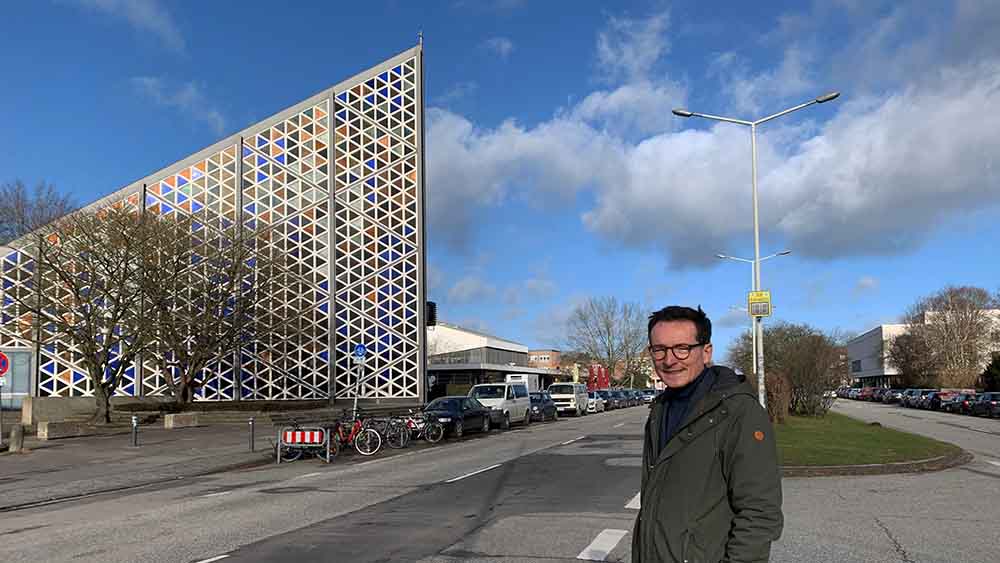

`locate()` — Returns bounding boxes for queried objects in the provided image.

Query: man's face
[649,320,713,389]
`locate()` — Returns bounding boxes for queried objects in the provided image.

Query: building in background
[846,324,908,388]
[426,323,559,399]
[0,45,426,408]
[528,349,561,369]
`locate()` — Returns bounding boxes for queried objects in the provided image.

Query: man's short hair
[647,305,712,344]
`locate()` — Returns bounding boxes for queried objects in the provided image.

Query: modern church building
[0,45,427,407]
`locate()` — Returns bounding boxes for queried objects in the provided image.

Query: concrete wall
[847,324,908,381]
[22,396,173,425]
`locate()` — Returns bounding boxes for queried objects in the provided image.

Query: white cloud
[427,4,1000,268]
[482,37,515,59]
[854,276,879,295]
[426,263,445,294]
[131,77,226,135]
[569,79,687,138]
[73,0,185,52]
[710,46,816,116]
[717,308,751,329]
[596,10,670,82]
[447,275,497,303]
[436,81,479,105]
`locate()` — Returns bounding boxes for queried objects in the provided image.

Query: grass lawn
[774,412,960,466]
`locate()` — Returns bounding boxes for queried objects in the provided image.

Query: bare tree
[901,286,1000,388]
[728,322,842,417]
[566,297,646,387]
[886,332,937,388]
[4,207,161,423]
[0,180,76,244]
[139,216,292,405]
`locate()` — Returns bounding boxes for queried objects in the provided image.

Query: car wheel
[501,412,511,430]
[454,419,464,438]
[482,414,491,432]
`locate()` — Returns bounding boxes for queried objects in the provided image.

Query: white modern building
[425,323,559,399]
[846,324,909,387]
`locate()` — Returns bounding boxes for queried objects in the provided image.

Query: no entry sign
[0,351,9,377]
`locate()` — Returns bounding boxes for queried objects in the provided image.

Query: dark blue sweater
[659,367,714,452]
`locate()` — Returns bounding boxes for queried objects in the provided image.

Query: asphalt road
[1,399,997,563]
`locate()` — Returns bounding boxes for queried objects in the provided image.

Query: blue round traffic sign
[352,344,367,358]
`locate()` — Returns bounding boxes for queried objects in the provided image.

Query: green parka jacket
[632,365,783,563]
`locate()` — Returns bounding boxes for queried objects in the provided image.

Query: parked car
[423,396,495,438]
[596,389,616,409]
[856,387,875,401]
[872,388,887,402]
[641,388,658,404]
[927,391,957,411]
[942,393,977,415]
[586,390,606,413]
[468,382,531,429]
[611,389,629,408]
[882,389,905,404]
[529,391,558,422]
[971,392,1000,417]
[916,389,939,409]
[548,382,589,416]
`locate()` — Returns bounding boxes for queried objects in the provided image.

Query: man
[632,305,783,563]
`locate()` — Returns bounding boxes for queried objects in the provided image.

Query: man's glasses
[648,343,705,361]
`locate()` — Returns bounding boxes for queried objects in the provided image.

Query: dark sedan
[596,389,616,409]
[971,392,1000,417]
[423,396,495,438]
[529,391,558,422]
[942,393,977,415]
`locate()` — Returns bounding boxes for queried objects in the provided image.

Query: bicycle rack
[277,426,332,464]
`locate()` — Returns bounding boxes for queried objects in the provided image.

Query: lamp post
[717,251,790,398]
[675,92,839,409]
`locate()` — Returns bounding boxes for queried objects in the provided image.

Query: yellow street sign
[747,290,772,317]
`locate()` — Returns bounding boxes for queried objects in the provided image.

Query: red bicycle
[329,410,382,457]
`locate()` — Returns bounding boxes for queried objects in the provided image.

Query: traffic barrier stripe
[283,430,324,444]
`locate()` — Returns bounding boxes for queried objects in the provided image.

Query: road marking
[987,460,1000,468]
[201,491,231,498]
[577,529,629,561]
[613,422,625,428]
[293,472,323,480]
[193,556,230,563]
[446,463,502,483]
[625,492,641,509]
[561,435,587,445]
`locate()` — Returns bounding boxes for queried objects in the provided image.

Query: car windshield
[470,385,505,399]
[549,384,574,394]
[425,398,459,411]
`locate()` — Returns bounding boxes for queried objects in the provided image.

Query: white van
[506,373,540,392]
[468,382,531,429]
[548,382,589,416]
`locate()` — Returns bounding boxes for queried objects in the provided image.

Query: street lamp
[716,251,791,390]
[676,92,839,409]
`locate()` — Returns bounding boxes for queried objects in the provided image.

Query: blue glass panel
[191,201,204,213]
[319,280,329,291]
[43,362,55,374]
[366,159,376,169]
[257,136,268,148]
[243,146,252,157]
[177,176,188,187]
[276,154,285,164]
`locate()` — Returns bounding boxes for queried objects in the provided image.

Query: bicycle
[329,409,382,457]
[402,409,444,444]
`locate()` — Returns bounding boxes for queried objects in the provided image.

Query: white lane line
[446,463,502,483]
[577,529,629,561]
[625,492,641,510]
[193,555,230,563]
[987,460,1000,468]
[561,435,587,446]
[201,491,231,498]
[293,472,323,480]
[613,422,625,428]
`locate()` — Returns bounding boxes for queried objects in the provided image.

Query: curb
[781,449,973,477]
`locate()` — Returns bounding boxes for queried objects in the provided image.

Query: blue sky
[2,1,999,360]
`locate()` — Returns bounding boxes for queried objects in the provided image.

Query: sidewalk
[0,423,274,511]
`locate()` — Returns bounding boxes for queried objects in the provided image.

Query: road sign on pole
[0,351,9,377]
[352,344,368,365]
[748,290,772,318]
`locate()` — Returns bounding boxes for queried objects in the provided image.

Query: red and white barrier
[283,430,325,444]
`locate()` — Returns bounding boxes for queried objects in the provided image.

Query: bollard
[249,417,255,452]
[131,415,139,447]
[9,424,24,453]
